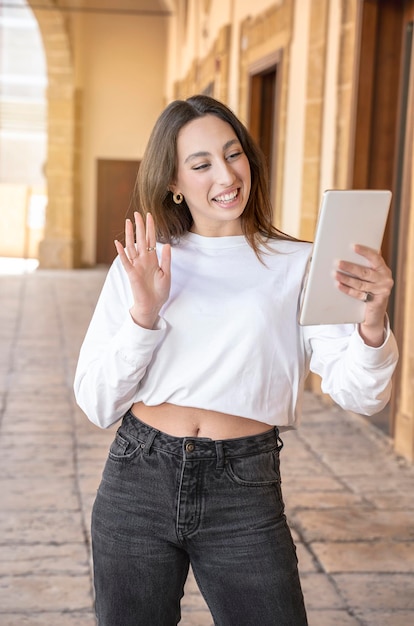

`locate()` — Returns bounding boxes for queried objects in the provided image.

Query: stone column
[29,2,82,269]
[38,86,82,269]
[299,0,330,241]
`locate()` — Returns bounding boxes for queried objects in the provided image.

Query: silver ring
[363,291,373,302]
[146,246,156,252]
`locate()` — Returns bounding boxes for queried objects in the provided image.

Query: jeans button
[185,442,195,453]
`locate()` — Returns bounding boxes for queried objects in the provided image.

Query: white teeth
[214,190,238,202]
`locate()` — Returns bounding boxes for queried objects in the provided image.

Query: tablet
[299,189,392,326]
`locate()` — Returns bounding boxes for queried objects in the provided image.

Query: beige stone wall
[239,1,294,227]
[174,25,231,101]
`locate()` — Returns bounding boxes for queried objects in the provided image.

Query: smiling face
[170,114,251,237]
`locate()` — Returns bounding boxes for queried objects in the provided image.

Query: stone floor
[0,266,413,625]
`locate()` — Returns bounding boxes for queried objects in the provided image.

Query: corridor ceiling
[57,0,173,14]
[1,1,174,16]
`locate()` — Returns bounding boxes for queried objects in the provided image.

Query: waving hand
[114,212,171,329]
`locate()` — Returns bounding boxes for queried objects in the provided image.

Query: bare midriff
[130,401,272,440]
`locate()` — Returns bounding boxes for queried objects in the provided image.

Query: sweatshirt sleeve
[73,257,167,428]
[302,319,399,416]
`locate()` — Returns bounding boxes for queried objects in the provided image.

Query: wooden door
[96,159,140,265]
[248,56,280,198]
[249,68,276,180]
[352,0,403,270]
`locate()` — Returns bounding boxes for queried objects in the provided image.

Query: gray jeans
[91,411,308,625]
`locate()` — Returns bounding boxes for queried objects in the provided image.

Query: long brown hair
[136,94,295,257]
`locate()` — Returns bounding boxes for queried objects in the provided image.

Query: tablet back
[299,189,392,326]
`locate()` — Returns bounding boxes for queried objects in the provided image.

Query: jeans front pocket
[108,428,143,461]
[225,449,281,487]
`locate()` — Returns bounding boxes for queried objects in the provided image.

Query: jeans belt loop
[142,428,158,455]
[215,440,225,470]
[274,427,284,452]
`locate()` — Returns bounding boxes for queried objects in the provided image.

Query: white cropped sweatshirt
[74,233,398,430]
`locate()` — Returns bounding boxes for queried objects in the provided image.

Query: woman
[74,95,398,625]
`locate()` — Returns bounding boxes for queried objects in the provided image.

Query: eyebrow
[184,138,240,164]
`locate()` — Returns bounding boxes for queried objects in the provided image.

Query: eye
[192,162,210,171]
[226,150,243,161]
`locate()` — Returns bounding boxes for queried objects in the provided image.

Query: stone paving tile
[0,458,75,480]
[76,431,114,453]
[290,507,414,542]
[369,492,414,509]
[181,612,214,625]
[283,472,347,492]
[359,611,414,626]
[295,542,319,573]
[0,510,85,544]
[0,543,90,576]
[0,433,74,454]
[332,573,414,611]
[311,541,414,573]
[0,574,93,612]
[306,610,360,626]
[342,472,414,495]
[285,490,365,510]
[181,570,213,624]
[0,612,97,626]
[0,478,80,510]
[3,393,73,410]
[300,572,346,609]
[1,413,73,434]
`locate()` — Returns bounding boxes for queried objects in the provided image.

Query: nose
[216,159,236,186]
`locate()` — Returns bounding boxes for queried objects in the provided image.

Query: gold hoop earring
[173,192,183,205]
